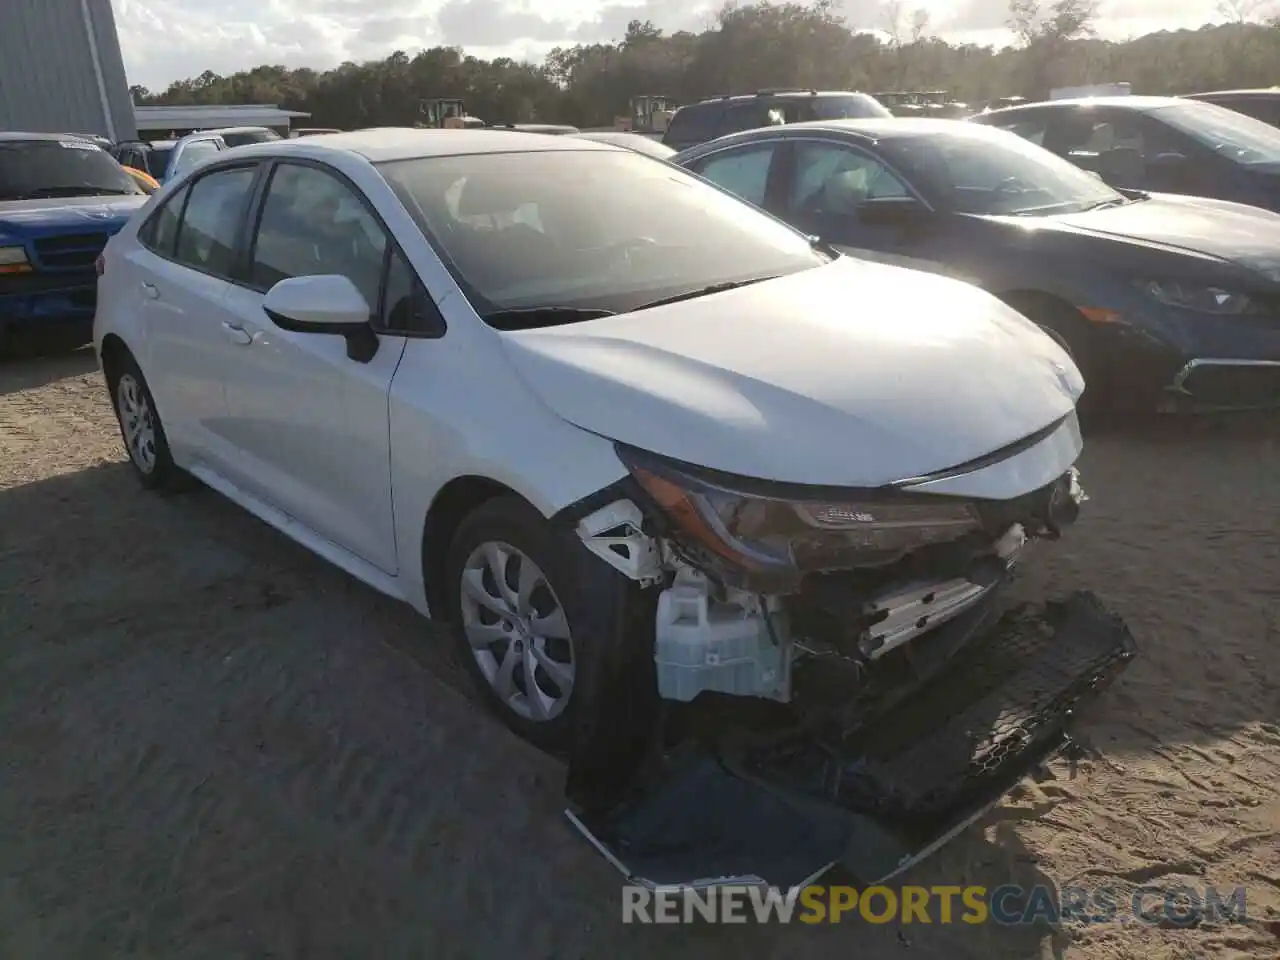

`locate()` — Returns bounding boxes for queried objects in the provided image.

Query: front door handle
[141,282,160,300]
[221,321,253,345]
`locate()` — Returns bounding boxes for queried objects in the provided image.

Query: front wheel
[445,497,585,749]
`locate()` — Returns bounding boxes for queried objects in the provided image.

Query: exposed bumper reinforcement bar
[564,591,1136,891]
[1166,357,1280,410]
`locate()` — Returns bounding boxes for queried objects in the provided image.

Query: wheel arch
[98,332,133,381]
[419,475,539,617]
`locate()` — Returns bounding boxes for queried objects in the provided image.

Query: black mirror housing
[855,197,928,226]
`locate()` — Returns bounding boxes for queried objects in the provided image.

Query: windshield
[0,139,142,201]
[1151,100,1280,165]
[378,149,825,321]
[879,127,1123,216]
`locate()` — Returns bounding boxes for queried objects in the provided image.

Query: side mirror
[263,275,379,363]
[855,196,929,227]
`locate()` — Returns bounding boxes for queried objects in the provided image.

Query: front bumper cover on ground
[565,591,1136,891]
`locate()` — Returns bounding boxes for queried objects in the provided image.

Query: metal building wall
[0,0,138,140]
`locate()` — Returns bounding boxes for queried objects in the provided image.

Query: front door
[218,160,405,573]
[129,164,260,474]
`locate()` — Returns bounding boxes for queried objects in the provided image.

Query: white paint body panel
[500,257,1083,487]
[93,131,1085,623]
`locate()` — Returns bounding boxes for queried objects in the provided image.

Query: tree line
[128,0,1280,130]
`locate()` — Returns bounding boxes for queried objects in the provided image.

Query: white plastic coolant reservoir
[654,583,789,702]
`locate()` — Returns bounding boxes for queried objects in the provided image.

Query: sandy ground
[0,350,1277,960]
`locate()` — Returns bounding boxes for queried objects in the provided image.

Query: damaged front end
[558,435,1136,891]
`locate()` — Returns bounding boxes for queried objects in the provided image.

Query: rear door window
[693,143,782,207]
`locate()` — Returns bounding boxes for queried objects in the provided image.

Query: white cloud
[111,0,1241,90]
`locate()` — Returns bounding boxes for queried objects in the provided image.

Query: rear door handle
[221,321,253,345]
[141,282,160,300]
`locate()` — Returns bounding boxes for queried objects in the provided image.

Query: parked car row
[672,116,1280,412]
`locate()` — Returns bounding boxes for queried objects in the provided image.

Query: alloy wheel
[117,373,157,473]
[459,541,576,722]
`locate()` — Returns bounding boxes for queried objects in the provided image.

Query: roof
[673,117,1018,159]
[224,127,620,163]
[0,131,87,142]
[1185,88,1280,98]
[688,90,878,108]
[982,95,1185,115]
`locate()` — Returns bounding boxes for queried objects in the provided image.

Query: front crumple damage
[561,464,1137,891]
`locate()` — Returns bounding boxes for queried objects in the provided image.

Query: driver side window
[789,142,908,216]
[249,162,388,312]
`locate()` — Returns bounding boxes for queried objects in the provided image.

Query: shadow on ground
[0,347,98,397]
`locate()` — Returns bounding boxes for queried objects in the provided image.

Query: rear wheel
[105,351,186,490]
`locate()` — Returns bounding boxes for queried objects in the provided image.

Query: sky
[111,0,1257,91]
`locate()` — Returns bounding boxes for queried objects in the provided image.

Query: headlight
[617,445,981,589]
[0,245,30,268]
[1141,279,1256,315]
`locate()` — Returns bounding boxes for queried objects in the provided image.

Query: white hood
[499,258,1083,487]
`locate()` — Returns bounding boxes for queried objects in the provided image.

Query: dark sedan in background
[971,96,1280,215]
[673,119,1280,412]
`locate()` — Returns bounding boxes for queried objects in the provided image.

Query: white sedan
[93,129,1134,889]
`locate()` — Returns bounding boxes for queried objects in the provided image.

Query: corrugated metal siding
[0,0,137,140]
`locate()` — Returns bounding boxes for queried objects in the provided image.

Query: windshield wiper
[17,186,133,199]
[633,276,780,311]
[1078,196,1130,212]
[482,306,616,331]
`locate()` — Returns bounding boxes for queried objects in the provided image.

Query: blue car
[1,133,149,355]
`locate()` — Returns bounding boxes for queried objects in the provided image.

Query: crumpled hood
[0,195,147,240]
[499,258,1083,488]
[1045,194,1280,279]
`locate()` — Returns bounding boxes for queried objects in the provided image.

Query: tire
[104,351,186,490]
[443,497,606,751]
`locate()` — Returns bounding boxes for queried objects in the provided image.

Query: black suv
[661,89,890,151]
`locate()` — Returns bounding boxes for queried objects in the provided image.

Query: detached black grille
[34,232,110,269]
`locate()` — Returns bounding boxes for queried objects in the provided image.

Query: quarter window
[138,183,190,257]
[249,163,388,313]
[173,166,256,276]
[696,144,777,206]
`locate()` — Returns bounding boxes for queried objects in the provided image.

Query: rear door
[127,162,261,473]
[217,159,407,573]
